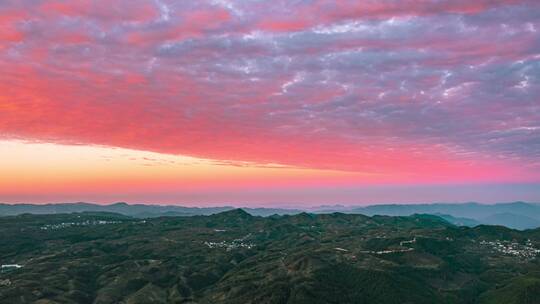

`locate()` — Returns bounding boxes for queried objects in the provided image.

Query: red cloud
[0,8,27,45]
[41,0,159,23]
[0,61,536,183]
[253,0,537,33]
[0,0,538,184]
[126,7,231,45]
[257,19,312,33]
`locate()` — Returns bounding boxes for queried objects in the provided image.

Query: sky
[0,0,539,206]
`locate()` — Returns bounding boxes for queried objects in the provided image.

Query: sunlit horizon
[1,0,539,205]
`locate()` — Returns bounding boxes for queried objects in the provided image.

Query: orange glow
[0,0,538,205]
[0,140,372,197]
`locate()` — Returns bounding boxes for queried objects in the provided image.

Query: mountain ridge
[2,210,540,303]
[1,201,540,230]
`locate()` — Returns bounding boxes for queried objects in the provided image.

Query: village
[204,233,255,251]
[40,219,122,230]
[204,240,255,251]
[480,239,540,259]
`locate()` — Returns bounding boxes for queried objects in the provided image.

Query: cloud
[0,0,539,182]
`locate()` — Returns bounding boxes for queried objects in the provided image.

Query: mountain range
[2,210,540,303]
[1,201,540,230]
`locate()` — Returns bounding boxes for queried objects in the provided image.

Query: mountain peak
[110,202,129,206]
[216,208,252,218]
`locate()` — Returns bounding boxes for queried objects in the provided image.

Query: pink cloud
[126,7,232,45]
[253,0,538,33]
[0,8,27,45]
[0,0,539,184]
[40,0,159,23]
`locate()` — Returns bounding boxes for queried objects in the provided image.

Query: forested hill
[2,210,540,303]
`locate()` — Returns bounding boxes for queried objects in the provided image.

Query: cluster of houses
[359,247,415,255]
[480,239,540,259]
[204,240,255,251]
[358,237,418,255]
[40,220,122,230]
[204,234,255,251]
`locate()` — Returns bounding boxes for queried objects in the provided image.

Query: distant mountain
[1,201,539,230]
[434,213,482,227]
[0,202,302,218]
[349,202,540,230]
[481,213,540,230]
[351,202,540,219]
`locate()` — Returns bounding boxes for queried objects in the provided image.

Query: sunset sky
[1,0,539,206]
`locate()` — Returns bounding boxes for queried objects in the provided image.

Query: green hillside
[1,210,540,303]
